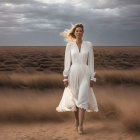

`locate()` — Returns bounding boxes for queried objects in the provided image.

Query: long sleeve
[63,42,72,77]
[88,42,96,82]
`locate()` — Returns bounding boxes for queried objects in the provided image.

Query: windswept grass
[0,86,139,134]
[0,73,63,89]
[0,46,139,135]
[0,69,139,89]
[96,69,140,85]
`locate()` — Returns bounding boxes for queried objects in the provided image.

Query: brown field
[0,46,140,73]
[0,86,140,139]
[0,46,140,88]
[0,46,140,139]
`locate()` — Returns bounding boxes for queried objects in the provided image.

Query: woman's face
[74,27,83,40]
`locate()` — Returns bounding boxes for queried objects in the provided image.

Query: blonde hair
[60,23,84,42]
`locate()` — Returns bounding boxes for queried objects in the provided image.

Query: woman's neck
[76,39,82,44]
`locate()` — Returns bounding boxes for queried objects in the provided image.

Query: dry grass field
[0,46,139,139]
[0,86,140,139]
[0,46,140,88]
[0,46,139,73]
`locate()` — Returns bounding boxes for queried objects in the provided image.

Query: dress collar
[74,40,84,53]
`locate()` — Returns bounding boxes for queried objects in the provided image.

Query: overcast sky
[0,0,140,46]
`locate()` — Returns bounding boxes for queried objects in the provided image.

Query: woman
[56,23,99,135]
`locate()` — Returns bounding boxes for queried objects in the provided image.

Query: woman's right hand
[64,81,68,87]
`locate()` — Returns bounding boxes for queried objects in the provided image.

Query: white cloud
[34,0,68,4]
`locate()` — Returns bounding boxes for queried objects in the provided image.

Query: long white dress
[56,40,99,112]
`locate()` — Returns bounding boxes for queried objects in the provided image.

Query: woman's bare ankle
[79,124,83,128]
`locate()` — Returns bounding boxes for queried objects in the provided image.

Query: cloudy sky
[0,0,140,46]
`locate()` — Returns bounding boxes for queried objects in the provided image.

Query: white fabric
[56,40,99,112]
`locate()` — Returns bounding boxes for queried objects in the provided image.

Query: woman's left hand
[90,80,94,87]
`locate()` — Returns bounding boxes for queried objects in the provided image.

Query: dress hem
[56,106,99,113]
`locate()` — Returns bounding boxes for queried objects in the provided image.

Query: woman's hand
[63,76,68,87]
[90,80,94,87]
[64,81,68,87]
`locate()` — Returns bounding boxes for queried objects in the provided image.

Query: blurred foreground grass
[0,69,139,89]
[0,86,139,134]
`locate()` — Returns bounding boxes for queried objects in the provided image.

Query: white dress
[56,40,99,112]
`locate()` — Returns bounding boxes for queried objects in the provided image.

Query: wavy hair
[60,23,84,42]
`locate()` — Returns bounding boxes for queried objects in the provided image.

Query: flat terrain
[0,46,139,88]
[0,121,139,140]
[0,46,139,73]
[0,46,139,139]
[0,86,140,140]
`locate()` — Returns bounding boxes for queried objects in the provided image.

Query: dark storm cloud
[0,0,140,46]
[0,0,77,33]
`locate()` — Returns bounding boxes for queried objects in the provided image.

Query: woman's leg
[77,80,88,128]
[78,108,86,127]
[74,106,79,126]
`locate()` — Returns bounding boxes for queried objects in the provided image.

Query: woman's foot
[73,120,79,131]
[78,126,84,135]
